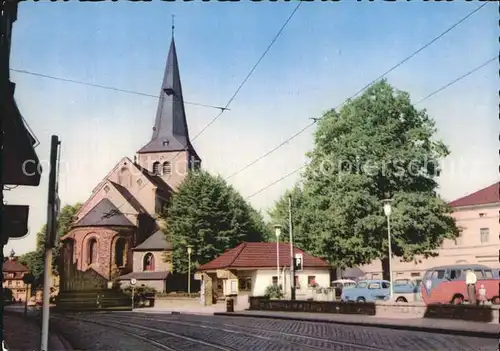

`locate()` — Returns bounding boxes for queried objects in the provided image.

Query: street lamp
[187,246,192,297]
[274,225,281,288]
[383,199,393,299]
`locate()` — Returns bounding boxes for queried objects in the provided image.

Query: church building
[59,36,200,291]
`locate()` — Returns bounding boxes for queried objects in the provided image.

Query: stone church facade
[59,36,200,290]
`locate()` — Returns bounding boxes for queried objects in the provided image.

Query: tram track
[97,313,387,350]
[54,314,233,351]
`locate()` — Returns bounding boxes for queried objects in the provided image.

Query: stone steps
[55,289,132,312]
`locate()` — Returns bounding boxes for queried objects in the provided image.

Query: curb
[134,310,217,316]
[213,312,499,339]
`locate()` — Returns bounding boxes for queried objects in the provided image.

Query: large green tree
[18,203,82,287]
[162,170,267,274]
[270,80,459,279]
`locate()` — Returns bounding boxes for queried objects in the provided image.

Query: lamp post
[187,246,192,297]
[383,199,393,299]
[288,195,296,301]
[274,225,281,288]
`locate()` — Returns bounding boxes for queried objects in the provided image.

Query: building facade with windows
[360,182,500,280]
[58,36,200,287]
[197,242,332,301]
[2,251,31,302]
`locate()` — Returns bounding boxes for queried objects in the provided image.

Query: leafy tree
[162,170,266,274]
[18,203,82,286]
[270,80,459,279]
[267,185,318,253]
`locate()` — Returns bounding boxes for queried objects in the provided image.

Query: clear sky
[5,1,498,255]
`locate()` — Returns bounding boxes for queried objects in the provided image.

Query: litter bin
[226,297,234,312]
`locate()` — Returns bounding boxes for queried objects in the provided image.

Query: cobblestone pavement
[51,312,496,351]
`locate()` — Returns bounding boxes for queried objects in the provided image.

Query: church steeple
[137,36,193,154]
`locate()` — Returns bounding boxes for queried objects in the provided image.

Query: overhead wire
[226,2,490,181]
[168,0,303,163]
[244,54,498,200]
[10,68,228,112]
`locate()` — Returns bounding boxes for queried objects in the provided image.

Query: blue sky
[5,1,498,255]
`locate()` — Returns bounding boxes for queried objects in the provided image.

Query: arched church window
[152,162,160,176]
[143,253,155,271]
[162,161,172,175]
[88,238,98,265]
[115,237,127,267]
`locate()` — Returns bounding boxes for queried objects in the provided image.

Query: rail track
[96,313,387,351]
[54,314,234,351]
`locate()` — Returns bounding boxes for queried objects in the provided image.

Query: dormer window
[163,87,174,96]
[104,185,110,193]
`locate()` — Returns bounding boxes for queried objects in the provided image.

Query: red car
[421,264,500,305]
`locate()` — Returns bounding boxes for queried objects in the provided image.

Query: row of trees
[18,80,459,282]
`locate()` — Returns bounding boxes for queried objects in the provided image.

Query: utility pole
[288,195,296,301]
[0,1,17,348]
[40,135,60,351]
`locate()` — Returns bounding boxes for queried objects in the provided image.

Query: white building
[360,182,500,280]
[197,242,332,300]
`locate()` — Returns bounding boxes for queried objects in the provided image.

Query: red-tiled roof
[198,242,331,271]
[2,259,29,273]
[448,182,500,208]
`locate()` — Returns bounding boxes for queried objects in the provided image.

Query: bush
[264,285,283,299]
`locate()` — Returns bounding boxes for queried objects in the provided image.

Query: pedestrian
[465,269,477,305]
[478,284,487,305]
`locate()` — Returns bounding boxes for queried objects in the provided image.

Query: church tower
[136,36,201,190]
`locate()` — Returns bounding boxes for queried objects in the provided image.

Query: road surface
[50,312,496,351]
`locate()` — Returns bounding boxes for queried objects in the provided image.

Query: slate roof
[448,182,500,208]
[133,230,172,251]
[73,198,135,228]
[109,181,147,213]
[198,242,331,271]
[2,259,29,274]
[138,38,198,158]
[118,271,169,280]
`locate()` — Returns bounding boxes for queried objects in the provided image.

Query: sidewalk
[214,310,500,339]
[3,309,71,350]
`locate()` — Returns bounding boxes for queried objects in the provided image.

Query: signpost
[130,278,136,310]
[294,253,303,272]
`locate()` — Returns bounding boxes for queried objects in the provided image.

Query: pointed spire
[137,35,193,154]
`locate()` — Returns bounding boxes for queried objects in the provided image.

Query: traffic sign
[294,253,303,271]
[130,278,136,286]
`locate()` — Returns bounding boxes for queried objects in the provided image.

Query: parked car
[340,280,391,303]
[421,264,500,305]
[341,279,420,303]
[332,279,356,299]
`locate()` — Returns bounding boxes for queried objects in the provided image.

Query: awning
[341,266,365,279]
